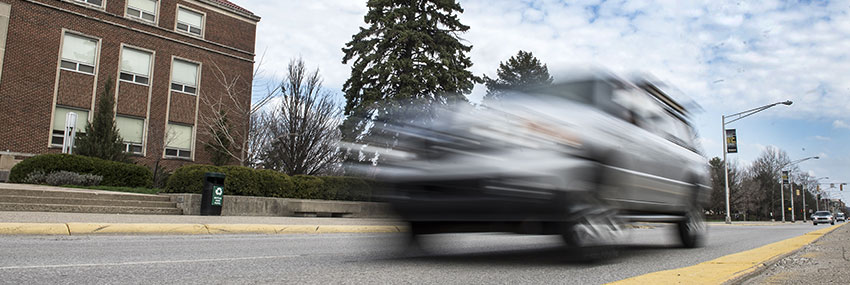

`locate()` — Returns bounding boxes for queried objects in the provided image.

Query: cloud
[240,0,850,123]
[834,120,850,129]
[814,135,831,141]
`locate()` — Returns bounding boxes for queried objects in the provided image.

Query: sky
[236,0,850,204]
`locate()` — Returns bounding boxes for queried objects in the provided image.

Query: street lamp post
[722,100,792,224]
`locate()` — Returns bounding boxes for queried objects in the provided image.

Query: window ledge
[119,78,150,87]
[163,156,193,161]
[60,67,96,76]
[170,89,197,96]
[65,0,105,11]
[125,15,158,26]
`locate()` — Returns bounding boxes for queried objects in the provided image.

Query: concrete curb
[609,222,847,285]
[0,222,408,235]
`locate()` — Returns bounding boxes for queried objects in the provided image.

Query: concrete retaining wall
[160,194,396,218]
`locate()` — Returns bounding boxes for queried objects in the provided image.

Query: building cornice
[30,0,255,62]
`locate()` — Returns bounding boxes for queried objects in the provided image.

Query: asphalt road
[0,223,823,284]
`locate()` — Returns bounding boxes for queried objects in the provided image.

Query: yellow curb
[0,223,409,235]
[66,223,209,235]
[0,223,69,235]
[609,223,846,285]
[205,224,286,234]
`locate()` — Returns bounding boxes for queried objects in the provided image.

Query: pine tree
[340,0,479,141]
[75,80,129,162]
[483,50,553,101]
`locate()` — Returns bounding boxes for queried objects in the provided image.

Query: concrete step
[0,187,171,202]
[0,202,183,215]
[0,195,177,208]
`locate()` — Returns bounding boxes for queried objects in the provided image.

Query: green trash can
[201,172,225,216]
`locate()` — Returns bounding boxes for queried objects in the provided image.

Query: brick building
[0,0,259,169]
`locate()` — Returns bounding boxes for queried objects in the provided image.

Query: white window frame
[164,123,193,159]
[72,0,105,9]
[125,0,158,24]
[59,32,99,75]
[50,106,90,148]
[118,45,153,86]
[169,57,200,95]
[116,115,145,155]
[175,6,205,38]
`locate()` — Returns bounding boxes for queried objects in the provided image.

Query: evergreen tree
[483,50,553,101]
[205,110,231,166]
[340,0,479,141]
[75,80,129,162]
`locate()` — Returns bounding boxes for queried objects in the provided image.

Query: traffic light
[841,184,844,191]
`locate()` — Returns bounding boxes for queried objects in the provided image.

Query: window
[176,8,203,36]
[116,116,145,154]
[165,123,192,158]
[51,107,89,146]
[119,47,152,85]
[126,0,156,22]
[74,0,103,7]
[170,59,199,94]
[60,33,98,74]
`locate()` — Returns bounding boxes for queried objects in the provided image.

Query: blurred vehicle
[370,73,711,249]
[835,212,845,222]
[811,211,834,225]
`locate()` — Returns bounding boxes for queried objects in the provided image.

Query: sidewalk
[741,221,850,284]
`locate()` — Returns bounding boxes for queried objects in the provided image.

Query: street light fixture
[778,156,818,223]
[722,100,793,224]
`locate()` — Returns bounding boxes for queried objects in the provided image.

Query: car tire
[677,208,706,248]
[561,210,626,247]
[831,221,835,225]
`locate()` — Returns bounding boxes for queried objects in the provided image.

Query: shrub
[165,164,373,201]
[23,170,48,184]
[164,165,295,198]
[44,171,102,186]
[9,154,152,187]
[163,164,221,194]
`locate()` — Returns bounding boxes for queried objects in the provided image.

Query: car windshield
[814,211,831,216]
[530,80,596,104]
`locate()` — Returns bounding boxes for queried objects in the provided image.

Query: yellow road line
[609,223,846,285]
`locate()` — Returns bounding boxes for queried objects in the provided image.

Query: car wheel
[831,221,835,225]
[677,208,706,248]
[561,211,626,248]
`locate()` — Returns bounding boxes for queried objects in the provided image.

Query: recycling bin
[201,172,225,216]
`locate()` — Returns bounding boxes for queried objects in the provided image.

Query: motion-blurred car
[373,74,711,249]
[811,211,834,225]
[835,212,845,222]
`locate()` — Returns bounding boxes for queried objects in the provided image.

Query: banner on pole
[725,129,737,153]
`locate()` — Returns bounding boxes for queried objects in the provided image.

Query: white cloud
[834,120,850,129]
[240,0,850,123]
[814,135,831,141]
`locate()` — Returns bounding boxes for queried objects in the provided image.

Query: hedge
[164,164,374,201]
[9,154,153,188]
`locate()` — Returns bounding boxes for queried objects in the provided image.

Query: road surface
[0,223,823,284]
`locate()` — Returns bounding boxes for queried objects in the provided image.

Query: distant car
[836,213,846,222]
[811,211,834,225]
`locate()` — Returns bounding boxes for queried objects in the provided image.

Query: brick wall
[0,0,257,171]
